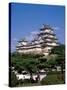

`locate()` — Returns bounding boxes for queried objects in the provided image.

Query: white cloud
[31,31,38,35]
[25,35,33,41]
[13,38,18,41]
[52,26,60,30]
[25,31,38,42]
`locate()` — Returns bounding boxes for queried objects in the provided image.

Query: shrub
[23,79,31,84]
[10,71,18,87]
[23,78,35,84]
[18,79,24,85]
[40,74,64,85]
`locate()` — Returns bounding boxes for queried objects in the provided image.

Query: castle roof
[38,32,56,36]
[40,24,53,31]
[18,38,28,43]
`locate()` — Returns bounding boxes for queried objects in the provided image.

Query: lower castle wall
[17,46,52,56]
[17,48,42,54]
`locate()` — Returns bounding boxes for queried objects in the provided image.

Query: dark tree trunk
[61,64,64,80]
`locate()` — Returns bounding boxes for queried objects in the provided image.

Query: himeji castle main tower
[38,24,59,55]
[16,24,59,56]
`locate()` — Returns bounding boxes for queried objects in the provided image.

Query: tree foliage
[51,44,65,56]
[10,71,18,87]
[50,44,65,80]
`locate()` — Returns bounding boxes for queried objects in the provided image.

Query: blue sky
[10,3,65,52]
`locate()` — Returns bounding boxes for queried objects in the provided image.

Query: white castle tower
[38,24,59,55]
[16,24,59,56]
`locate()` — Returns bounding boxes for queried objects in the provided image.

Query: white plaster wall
[43,47,51,52]
[45,47,52,50]
[42,47,52,55]
[42,34,48,37]
[44,29,51,33]
[46,43,57,46]
[34,41,39,44]
[21,42,27,45]
[43,52,49,56]
[48,35,54,38]
[51,43,57,46]
[45,39,52,41]
[32,48,42,54]
[35,45,41,47]
[18,50,28,53]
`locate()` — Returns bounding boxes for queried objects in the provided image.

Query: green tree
[51,44,65,56]
[11,53,40,80]
[46,55,58,72]
[22,59,38,79]
[50,44,65,80]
